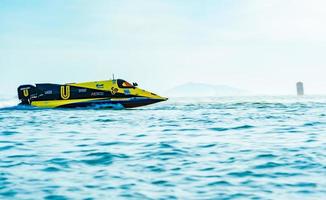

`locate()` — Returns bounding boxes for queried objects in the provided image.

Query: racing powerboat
[17,79,167,108]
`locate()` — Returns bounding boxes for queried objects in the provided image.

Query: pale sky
[1,0,326,96]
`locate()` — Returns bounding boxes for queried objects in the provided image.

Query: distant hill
[166,82,249,97]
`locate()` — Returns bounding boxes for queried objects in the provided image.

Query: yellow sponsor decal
[60,86,70,100]
[111,87,118,95]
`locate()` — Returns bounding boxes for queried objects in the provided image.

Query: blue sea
[0,96,326,200]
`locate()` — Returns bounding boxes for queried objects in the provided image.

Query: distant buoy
[296,82,304,96]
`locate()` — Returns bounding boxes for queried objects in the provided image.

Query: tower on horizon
[296,82,304,96]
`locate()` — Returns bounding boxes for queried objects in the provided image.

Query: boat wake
[0,98,20,109]
[0,98,125,110]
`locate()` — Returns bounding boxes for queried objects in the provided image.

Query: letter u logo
[23,89,29,97]
[60,86,70,100]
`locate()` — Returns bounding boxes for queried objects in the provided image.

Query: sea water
[0,96,325,200]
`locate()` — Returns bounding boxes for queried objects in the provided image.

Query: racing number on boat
[23,89,29,97]
[61,86,70,100]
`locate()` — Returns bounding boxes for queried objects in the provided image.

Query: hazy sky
[1,0,326,96]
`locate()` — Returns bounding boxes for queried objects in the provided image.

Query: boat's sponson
[17,79,167,108]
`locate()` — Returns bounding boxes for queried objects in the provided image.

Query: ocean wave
[209,125,255,132]
[1,97,326,199]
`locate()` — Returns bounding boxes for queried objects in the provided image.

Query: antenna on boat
[112,74,115,80]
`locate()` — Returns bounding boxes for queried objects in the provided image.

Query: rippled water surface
[1,96,326,199]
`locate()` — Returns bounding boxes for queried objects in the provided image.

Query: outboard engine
[17,85,38,105]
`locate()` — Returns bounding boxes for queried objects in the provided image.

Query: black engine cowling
[17,85,38,105]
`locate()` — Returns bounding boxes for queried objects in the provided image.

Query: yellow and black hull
[30,97,166,109]
[17,79,167,109]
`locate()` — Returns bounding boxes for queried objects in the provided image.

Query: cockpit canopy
[117,79,135,88]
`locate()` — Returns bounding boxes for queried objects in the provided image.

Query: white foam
[0,97,19,108]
